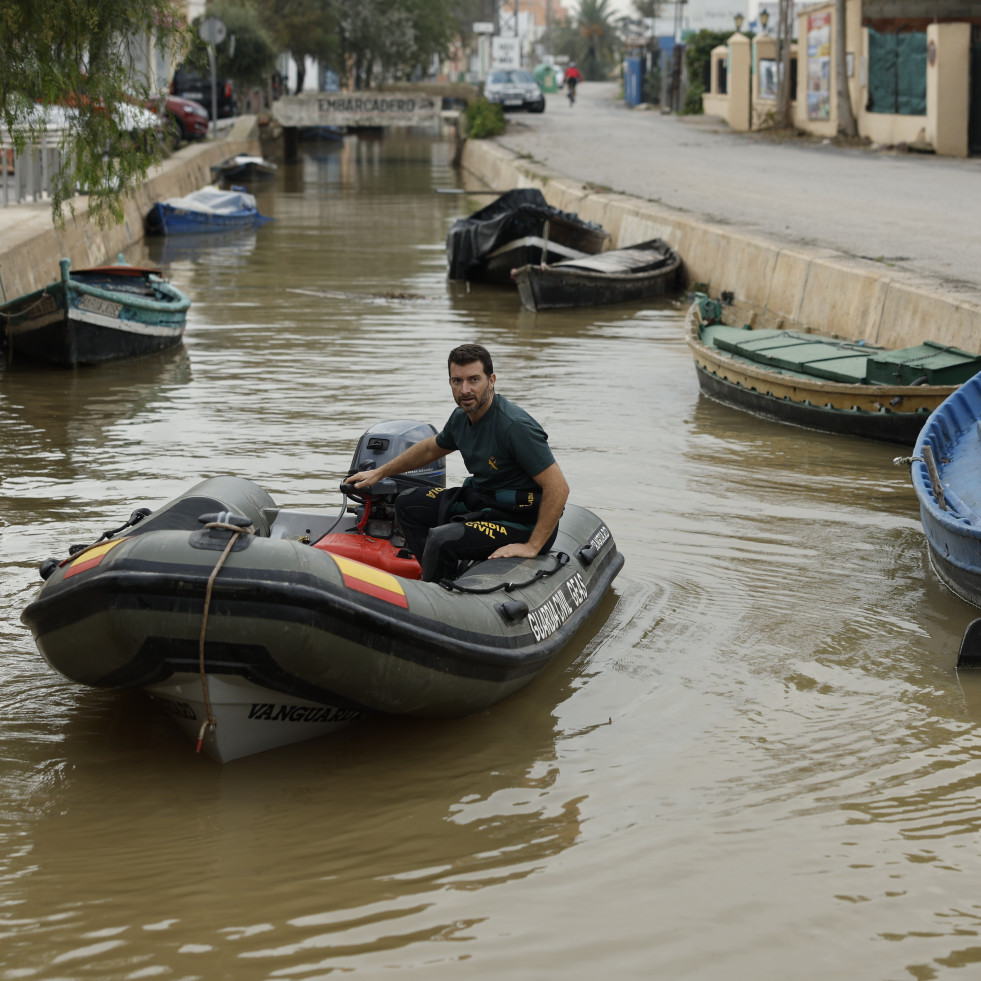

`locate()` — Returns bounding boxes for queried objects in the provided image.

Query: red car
[147,94,210,147]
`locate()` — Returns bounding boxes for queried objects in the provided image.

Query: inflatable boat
[21,421,624,762]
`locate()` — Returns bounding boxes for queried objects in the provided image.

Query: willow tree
[0,0,187,225]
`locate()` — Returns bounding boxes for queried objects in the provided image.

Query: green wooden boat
[686,294,981,445]
[1,257,190,367]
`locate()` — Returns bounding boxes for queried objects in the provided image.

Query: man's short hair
[448,343,493,378]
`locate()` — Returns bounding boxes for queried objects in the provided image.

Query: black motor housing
[349,420,446,495]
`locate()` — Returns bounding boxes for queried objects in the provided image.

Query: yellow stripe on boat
[64,539,127,578]
[329,552,408,608]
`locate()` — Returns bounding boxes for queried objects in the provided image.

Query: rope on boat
[196,518,255,753]
[57,508,153,568]
[921,443,946,511]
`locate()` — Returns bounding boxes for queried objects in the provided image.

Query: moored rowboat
[909,371,981,612]
[145,185,272,235]
[1,257,190,367]
[512,238,682,311]
[686,294,981,445]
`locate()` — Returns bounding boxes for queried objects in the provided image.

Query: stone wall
[459,137,981,353]
[0,117,260,301]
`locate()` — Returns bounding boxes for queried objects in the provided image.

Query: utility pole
[776,0,793,128]
[835,0,858,137]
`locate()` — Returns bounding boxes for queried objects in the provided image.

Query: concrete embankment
[0,117,262,301]
[459,127,981,355]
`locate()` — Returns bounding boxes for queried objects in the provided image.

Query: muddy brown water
[2,128,980,981]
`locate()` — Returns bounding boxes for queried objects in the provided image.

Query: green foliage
[682,78,705,114]
[632,0,661,17]
[180,2,277,89]
[462,98,505,139]
[335,0,460,89]
[0,0,188,226]
[641,67,661,105]
[682,29,730,115]
[551,0,622,81]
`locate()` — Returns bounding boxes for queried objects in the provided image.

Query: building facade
[701,0,981,158]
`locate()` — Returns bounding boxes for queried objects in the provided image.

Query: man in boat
[345,343,570,582]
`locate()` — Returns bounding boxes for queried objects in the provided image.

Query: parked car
[483,69,546,114]
[170,65,238,119]
[147,94,209,147]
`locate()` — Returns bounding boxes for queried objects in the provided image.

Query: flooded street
[2,127,981,981]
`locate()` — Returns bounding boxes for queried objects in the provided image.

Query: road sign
[492,36,520,69]
[199,16,227,46]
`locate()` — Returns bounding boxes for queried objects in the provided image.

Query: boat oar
[957,619,981,669]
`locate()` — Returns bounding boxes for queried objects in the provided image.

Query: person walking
[345,343,569,582]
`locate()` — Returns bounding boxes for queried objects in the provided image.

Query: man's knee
[420,521,467,582]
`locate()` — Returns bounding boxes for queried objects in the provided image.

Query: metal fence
[0,131,67,207]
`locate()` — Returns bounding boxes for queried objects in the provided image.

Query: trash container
[533,64,558,94]
[624,56,643,107]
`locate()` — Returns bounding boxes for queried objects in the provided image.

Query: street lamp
[759,9,769,33]
[734,12,744,32]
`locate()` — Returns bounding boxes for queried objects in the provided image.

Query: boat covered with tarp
[145,185,272,235]
[446,188,608,284]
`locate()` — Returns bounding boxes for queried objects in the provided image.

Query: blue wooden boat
[1,257,191,367]
[910,370,981,613]
[145,186,272,235]
[688,294,981,445]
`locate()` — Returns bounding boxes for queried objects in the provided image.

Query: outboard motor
[344,420,446,542]
[349,420,446,495]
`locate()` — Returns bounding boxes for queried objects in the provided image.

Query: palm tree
[561,0,621,80]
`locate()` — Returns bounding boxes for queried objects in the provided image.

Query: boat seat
[556,249,670,275]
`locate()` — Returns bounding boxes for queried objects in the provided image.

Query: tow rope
[195,517,255,753]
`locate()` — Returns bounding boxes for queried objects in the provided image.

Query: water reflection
[3,126,981,980]
[1,592,618,976]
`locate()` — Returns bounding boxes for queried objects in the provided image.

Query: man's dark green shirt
[435,394,555,496]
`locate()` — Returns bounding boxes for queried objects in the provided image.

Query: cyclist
[564,62,582,105]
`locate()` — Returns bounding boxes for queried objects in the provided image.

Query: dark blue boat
[910,370,981,609]
[145,186,272,235]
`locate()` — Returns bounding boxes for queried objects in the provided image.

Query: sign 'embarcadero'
[272,91,441,128]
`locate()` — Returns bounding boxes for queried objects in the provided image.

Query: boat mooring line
[921,443,946,511]
[196,518,256,753]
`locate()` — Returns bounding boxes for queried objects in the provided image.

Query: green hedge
[463,98,506,138]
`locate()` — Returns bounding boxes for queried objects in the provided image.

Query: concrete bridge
[271,83,479,130]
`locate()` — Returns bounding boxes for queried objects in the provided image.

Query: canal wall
[459,137,981,354]
[0,117,261,302]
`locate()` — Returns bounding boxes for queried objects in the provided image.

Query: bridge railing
[0,131,68,208]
